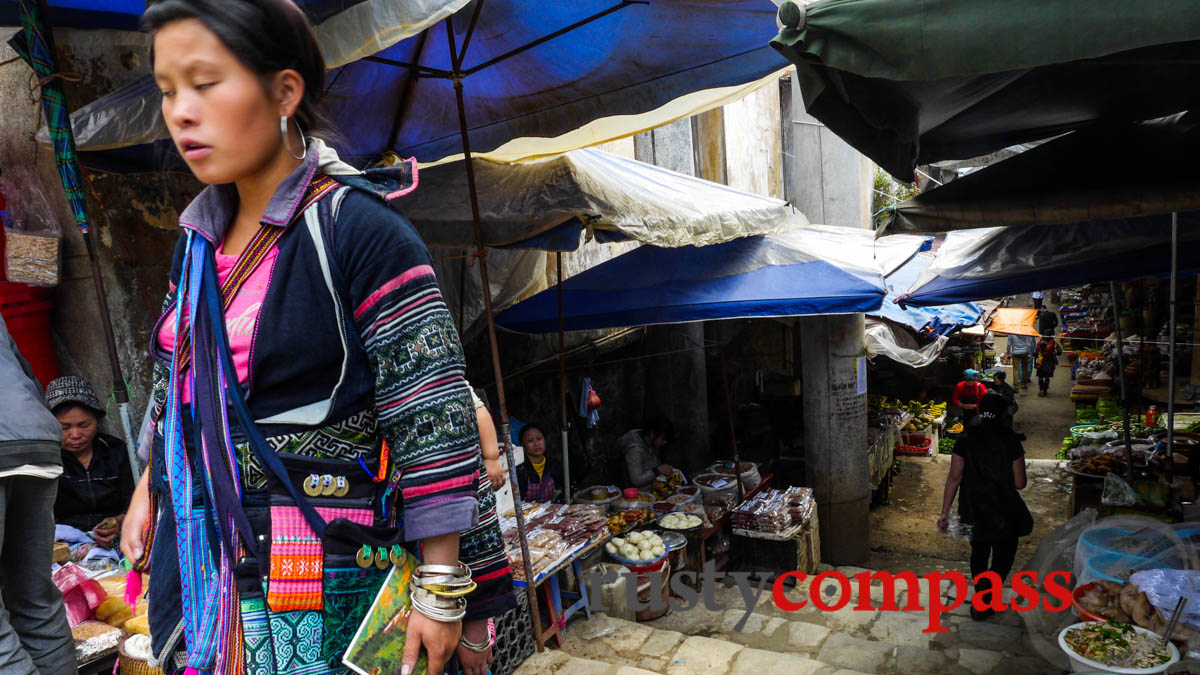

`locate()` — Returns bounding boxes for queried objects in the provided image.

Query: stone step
[522,564,1063,674]
[518,618,851,675]
[525,601,1057,675]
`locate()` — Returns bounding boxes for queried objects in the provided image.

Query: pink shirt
[157,242,279,403]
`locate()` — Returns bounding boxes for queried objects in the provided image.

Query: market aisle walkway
[519,567,1058,674]
[995,334,1076,460]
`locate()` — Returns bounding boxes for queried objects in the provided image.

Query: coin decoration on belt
[303,474,321,497]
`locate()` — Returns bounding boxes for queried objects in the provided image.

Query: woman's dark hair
[979,393,1008,417]
[51,402,101,420]
[518,423,546,446]
[643,416,675,444]
[144,0,327,134]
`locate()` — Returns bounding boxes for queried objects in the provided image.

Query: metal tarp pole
[1110,281,1135,474]
[557,252,570,504]
[445,14,544,650]
[1167,213,1178,477]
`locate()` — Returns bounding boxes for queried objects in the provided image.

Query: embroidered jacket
[147,140,480,542]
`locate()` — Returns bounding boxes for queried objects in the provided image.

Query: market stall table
[694,473,775,573]
[513,534,608,649]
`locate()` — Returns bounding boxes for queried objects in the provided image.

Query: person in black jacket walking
[45,377,134,545]
[937,394,1031,621]
[0,316,76,674]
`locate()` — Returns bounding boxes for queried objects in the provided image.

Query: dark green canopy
[879,113,1200,233]
[770,0,1200,180]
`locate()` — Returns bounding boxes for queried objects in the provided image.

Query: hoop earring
[281,115,307,161]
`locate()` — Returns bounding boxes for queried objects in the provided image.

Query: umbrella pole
[446,20,544,651]
[1167,213,1178,478]
[719,351,744,504]
[1109,281,1135,475]
[80,173,139,482]
[558,252,570,503]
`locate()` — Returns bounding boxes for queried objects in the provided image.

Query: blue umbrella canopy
[495,232,889,334]
[0,0,373,30]
[44,0,787,169]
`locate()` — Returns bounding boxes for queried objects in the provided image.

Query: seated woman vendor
[516,423,563,502]
[45,376,135,546]
[618,417,676,489]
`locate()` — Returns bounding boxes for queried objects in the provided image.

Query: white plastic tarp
[865,318,948,368]
[398,147,800,249]
[764,225,931,278]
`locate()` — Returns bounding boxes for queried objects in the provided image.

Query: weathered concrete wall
[788,75,873,228]
[724,79,783,199]
[0,29,195,439]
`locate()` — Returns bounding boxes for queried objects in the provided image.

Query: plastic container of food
[1058,621,1178,673]
[1070,583,1111,622]
[707,461,761,492]
[576,485,621,511]
[694,473,738,502]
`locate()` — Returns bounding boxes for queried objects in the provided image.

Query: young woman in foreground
[121,1,510,672]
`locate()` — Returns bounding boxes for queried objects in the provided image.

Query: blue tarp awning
[495,231,890,334]
[872,252,983,334]
[900,214,1200,306]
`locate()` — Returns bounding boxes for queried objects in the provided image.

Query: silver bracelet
[417,562,472,578]
[411,587,467,622]
[459,631,492,653]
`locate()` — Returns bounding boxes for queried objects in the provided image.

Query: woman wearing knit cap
[45,376,134,546]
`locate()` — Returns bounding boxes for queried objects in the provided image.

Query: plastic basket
[897,434,933,456]
[1084,553,1169,583]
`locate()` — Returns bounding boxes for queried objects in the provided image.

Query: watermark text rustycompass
[583,562,1073,632]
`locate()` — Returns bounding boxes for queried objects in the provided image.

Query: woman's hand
[121,470,151,562]
[92,515,123,546]
[657,464,674,476]
[484,458,506,491]
[454,619,493,675]
[937,514,949,531]
[402,611,461,675]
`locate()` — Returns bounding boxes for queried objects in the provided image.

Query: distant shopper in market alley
[45,376,135,546]
[1031,290,1045,309]
[1036,333,1063,397]
[987,371,1018,427]
[937,393,1031,621]
[1006,333,1036,390]
[950,369,988,423]
[0,316,76,674]
[1037,306,1060,337]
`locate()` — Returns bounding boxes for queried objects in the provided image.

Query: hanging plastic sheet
[864,318,948,368]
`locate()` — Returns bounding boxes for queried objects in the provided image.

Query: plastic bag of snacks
[0,170,62,287]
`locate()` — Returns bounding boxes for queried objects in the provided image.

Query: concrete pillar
[800,314,870,565]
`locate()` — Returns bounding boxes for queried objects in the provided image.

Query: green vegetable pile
[939,438,956,455]
[1097,398,1121,422]
[1075,403,1098,423]
[1186,420,1200,434]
